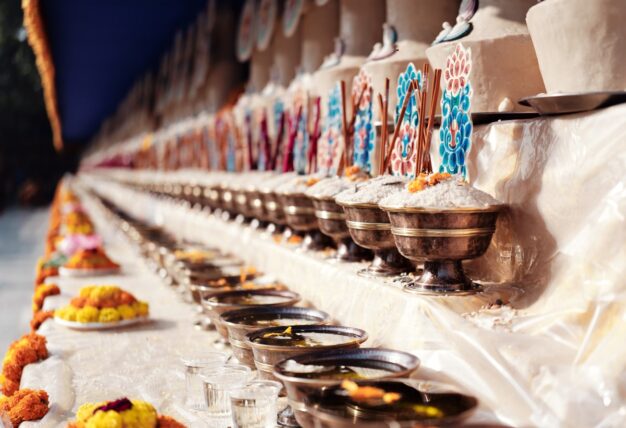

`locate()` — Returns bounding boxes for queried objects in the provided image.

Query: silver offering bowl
[182,183,195,204]
[379,205,503,294]
[248,187,271,227]
[188,184,204,208]
[242,186,266,227]
[246,325,367,428]
[336,201,412,277]
[220,307,331,369]
[246,325,368,383]
[311,196,372,262]
[181,260,248,303]
[201,289,301,338]
[231,185,248,221]
[274,348,419,427]
[278,192,333,251]
[220,183,236,218]
[202,184,221,211]
[261,190,291,236]
[302,379,478,428]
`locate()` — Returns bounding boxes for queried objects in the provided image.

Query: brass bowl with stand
[201,184,222,211]
[379,204,503,294]
[278,191,333,251]
[310,196,372,262]
[260,189,289,236]
[336,201,412,277]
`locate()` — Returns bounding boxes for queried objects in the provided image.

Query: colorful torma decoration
[291,85,309,174]
[318,83,343,175]
[351,69,375,173]
[439,43,473,178]
[391,63,422,178]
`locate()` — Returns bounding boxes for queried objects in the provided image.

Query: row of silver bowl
[135,177,503,295]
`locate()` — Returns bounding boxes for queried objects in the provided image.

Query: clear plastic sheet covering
[38,103,626,427]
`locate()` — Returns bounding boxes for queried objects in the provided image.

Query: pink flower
[444,44,471,96]
[390,134,415,177]
[352,69,372,110]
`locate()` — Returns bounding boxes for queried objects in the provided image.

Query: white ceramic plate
[54,316,148,331]
[58,266,121,277]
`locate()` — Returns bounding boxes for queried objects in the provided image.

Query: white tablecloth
[20,190,226,428]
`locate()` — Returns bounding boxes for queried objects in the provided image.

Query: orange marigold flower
[157,415,186,428]
[306,177,320,187]
[32,284,60,313]
[118,291,136,305]
[70,296,87,308]
[30,311,54,332]
[0,377,20,397]
[0,388,49,426]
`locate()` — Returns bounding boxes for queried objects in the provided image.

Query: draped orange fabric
[22,0,63,150]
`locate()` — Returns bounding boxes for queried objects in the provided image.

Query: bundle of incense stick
[413,66,441,176]
[338,80,368,175]
[269,110,285,170]
[382,79,416,173]
[307,96,322,174]
[259,110,271,171]
[282,104,303,172]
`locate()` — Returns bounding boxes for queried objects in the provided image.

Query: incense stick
[307,97,322,174]
[270,110,285,170]
[339,80,349,175]
[379,78,390,175]
[377,93,385,176]
[423,69,441,174]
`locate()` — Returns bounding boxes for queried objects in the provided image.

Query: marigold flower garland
[32,283,61,313]
[0,333,48,396]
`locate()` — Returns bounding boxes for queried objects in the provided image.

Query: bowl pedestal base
[404,260,482,295]
[327,237,373,263]
[299,230,334,252]
[357,248,412,278]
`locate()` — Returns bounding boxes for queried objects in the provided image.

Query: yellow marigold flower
[64,306,79,321]
[98,308,121,323]
[132,301,149,317]
[131,400,158,427]
[119,408,140,427]
[86,410,123,428]
[117,305,136,320]
[76,403,99,421]
[79,286,95,298]
[76,306,99,323]
[89,286,120,301]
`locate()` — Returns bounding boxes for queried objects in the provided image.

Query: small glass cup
[230,380,282,428]
[200,365,253,418]
[181,351,229,410]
